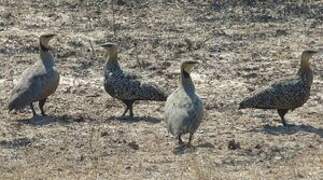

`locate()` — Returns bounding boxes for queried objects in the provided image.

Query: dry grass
[1,0,323,179]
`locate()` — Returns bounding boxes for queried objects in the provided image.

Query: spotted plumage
[8,34,59,117]
[102,43,168,117]
[239,50,319,126]
[165,61,203,146]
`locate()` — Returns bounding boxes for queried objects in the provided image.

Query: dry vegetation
[1,0,323,179]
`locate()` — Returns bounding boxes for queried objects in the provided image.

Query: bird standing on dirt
[164,61,203,146]
[101,42,168,118]
[239,50,320,126]
[8,34,59,117]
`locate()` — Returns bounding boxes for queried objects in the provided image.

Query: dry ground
[1,0,323,179]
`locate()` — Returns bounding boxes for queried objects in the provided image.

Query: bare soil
[1,0,323,179]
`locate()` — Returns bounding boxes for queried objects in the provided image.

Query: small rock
[255,144,262,149]
[228,139,241,150]
[101,131,108,137]
[128,141,139,150]
[117,0,126,5]
[274,156,282,160]
[80,155,84,161]
[276,29,288,37]
[308,144,315,148]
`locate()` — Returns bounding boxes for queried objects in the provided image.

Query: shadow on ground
[16,114,86,126]
[0,137,33,148]
[106,115,161,124]
[172,142,215,155]
[173,144,196,155]
[196,142,216,148]
[253,123,323,138]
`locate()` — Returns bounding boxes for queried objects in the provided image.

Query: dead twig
[111,0,116,37]
[134,41,143,69]
[88,40,97,59]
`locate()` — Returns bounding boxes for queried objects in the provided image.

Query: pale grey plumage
[102,43,168,117]
[8,34,59,117]
[239,50,319,126]
[165,61,203,145]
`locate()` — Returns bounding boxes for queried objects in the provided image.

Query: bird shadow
[107,115,161,124]
[17,114,85,126]
[0,137,33,149]
[173,142,215,155]
[173,144,196,155]
[253,123,323,138]
[196,142,216,149]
